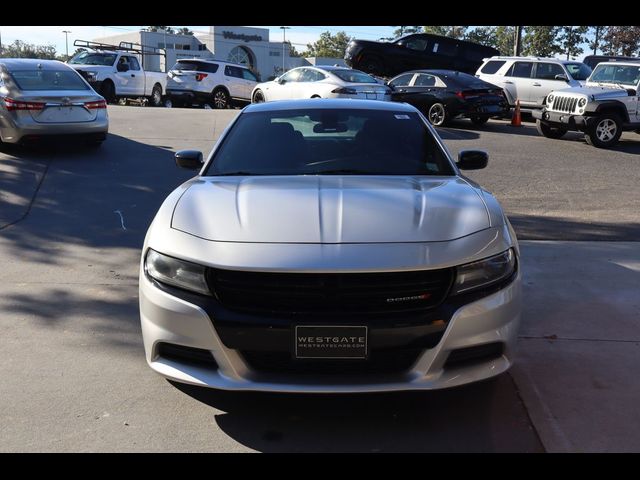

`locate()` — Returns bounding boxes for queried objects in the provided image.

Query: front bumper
[532,109,595,131]
[140,266,521,393]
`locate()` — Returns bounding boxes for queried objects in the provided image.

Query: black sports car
[388,70,509,127]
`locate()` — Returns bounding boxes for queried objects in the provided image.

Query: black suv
[345,33,499,78]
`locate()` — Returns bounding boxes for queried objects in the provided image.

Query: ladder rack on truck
[73,39,166,71]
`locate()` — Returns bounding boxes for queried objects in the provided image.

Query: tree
[589,26,604,55]
[0,40,57,59]
[559,26,588,59]
[284,40,300,57]
[601,26,640,56]
[392,26,423,38]
[522,26,562,57]
[302,31,352,58]
[146,26,175,34]
[175,27,193,36]
[423,26,468,39]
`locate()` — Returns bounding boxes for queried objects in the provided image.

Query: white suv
[166,59,259,109]
[476,56,592,109]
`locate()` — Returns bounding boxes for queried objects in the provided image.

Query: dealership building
[93,26,345,80]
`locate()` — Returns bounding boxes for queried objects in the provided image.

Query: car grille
[206,268,454,316]
[550,95,579,113]
[241,348,424,375]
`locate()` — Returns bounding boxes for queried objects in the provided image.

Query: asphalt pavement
[1,105,638,452]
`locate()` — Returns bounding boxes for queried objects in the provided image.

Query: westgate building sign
[222,31,263,42]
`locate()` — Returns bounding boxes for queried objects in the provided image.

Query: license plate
[295,325,368,359]
[480,105,500,113]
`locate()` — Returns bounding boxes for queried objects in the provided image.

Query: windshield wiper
[215,171,263,176]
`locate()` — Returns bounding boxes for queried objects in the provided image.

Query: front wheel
[470,116,489,125]
[150,84,163,107]
[585,114,622,148]
[427,103,448,127]
[100,81,116,104]
[359,55,383,75]
[536,119,568,139]
[212,89,229,109]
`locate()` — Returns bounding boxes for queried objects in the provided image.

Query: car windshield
[9,69,90,91]
[205,108,455,176]
[69,52,117,66]
[330,69,379,84]
[565,63,592,81]
[590,64,640,86]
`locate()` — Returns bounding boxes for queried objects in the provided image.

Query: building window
[269,51,281,57]
[228,46,254,68]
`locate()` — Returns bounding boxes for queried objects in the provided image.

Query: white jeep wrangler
[532,61,640,148]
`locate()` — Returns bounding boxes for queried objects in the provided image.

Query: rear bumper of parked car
[166,88,212,105]
[532,109,593,130]
[140,255,522,394]
[0,112,109,144]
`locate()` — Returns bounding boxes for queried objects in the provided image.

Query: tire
[535,119,568,139]
[585,114,622,148]
[470,116,489,125]
[311,95,321,99]
[101,81,116,104]
[164,98,173,108]
[150,84,163,107]
[252,89,265,103]
[426,103,448,127]
[360,55,383,75]
[212,88,229,109]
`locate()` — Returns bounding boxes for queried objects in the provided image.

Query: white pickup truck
[67,41,167,107]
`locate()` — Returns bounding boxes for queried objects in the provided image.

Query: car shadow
[170,373,544,453]
[507,213,640,241]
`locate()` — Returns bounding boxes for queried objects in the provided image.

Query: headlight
[578,98,586,107]
[85,71,98,81]
[145,249,210,295]
[547,94,555,104]
[451,249,516,295]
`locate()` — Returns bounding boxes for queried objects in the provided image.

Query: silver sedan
[0,58,108,146]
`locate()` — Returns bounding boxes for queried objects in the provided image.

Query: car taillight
[332,87,357,94]
[455,91,467,99]
[84,100,107,109]
[195,73,208,81]
[3,97,45,111]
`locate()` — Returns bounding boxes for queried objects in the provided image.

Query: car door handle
[532,82,542,86]
[502,81,514,85]
[131,74,136,77]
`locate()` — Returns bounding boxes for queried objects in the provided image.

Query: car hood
[556,85,631,99]
[171,176,490,243]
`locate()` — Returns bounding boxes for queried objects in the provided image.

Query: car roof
[174,58,248,68]
[0,58,70,71]
[484,56,578,64]
[244,98,417,114]
[592,61,640,68]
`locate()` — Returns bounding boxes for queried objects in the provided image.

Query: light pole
[280,26,290,74]
[62,30,71,59]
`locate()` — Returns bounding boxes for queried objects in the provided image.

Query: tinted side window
[432,41,457,56]
[405,38,428,51]
[280,69,302,82]
[127,57,140,70]
[389,73,414,87]
[534,63,565,80]
[224,66,243,78]
[414,74,436,87]
[506,62,533,78]
[203,63,219,73]
[241,69,258,82]
[480,60,506,74]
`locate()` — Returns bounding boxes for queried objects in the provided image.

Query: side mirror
[277,77,286,84]
[457,150,488,170]
[175,150,204,170]
[387,83,396,91]
[117,63,129,72]
[555,74,569,82]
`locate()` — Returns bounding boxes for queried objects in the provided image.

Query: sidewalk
[512,241,640,452]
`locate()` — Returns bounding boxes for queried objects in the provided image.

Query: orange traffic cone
[511,99,522,127]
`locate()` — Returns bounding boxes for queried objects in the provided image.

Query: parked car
[166,59,258,109]
[139,99,522,393]
[345,33,499,78]
[583,55,640,70]
[476,56,592,109]
[67,40,167,107]
[251,66,391,103]
[0,58,108,146]
[533,61,640,148]
[388,69,508,126]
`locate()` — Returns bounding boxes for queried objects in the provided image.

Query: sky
[0,26,397,56]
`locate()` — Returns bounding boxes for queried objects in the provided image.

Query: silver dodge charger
[0,58,108,146]
[140,99,521,393]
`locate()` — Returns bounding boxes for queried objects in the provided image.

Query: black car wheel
[585,114,622,148]
[150,84,163,107]
[470,116,489,125]
[101,81,116,104]
[360,55,383,74]
[536,119,568,139]
[427,103,447,127]
[252,89,265,103]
